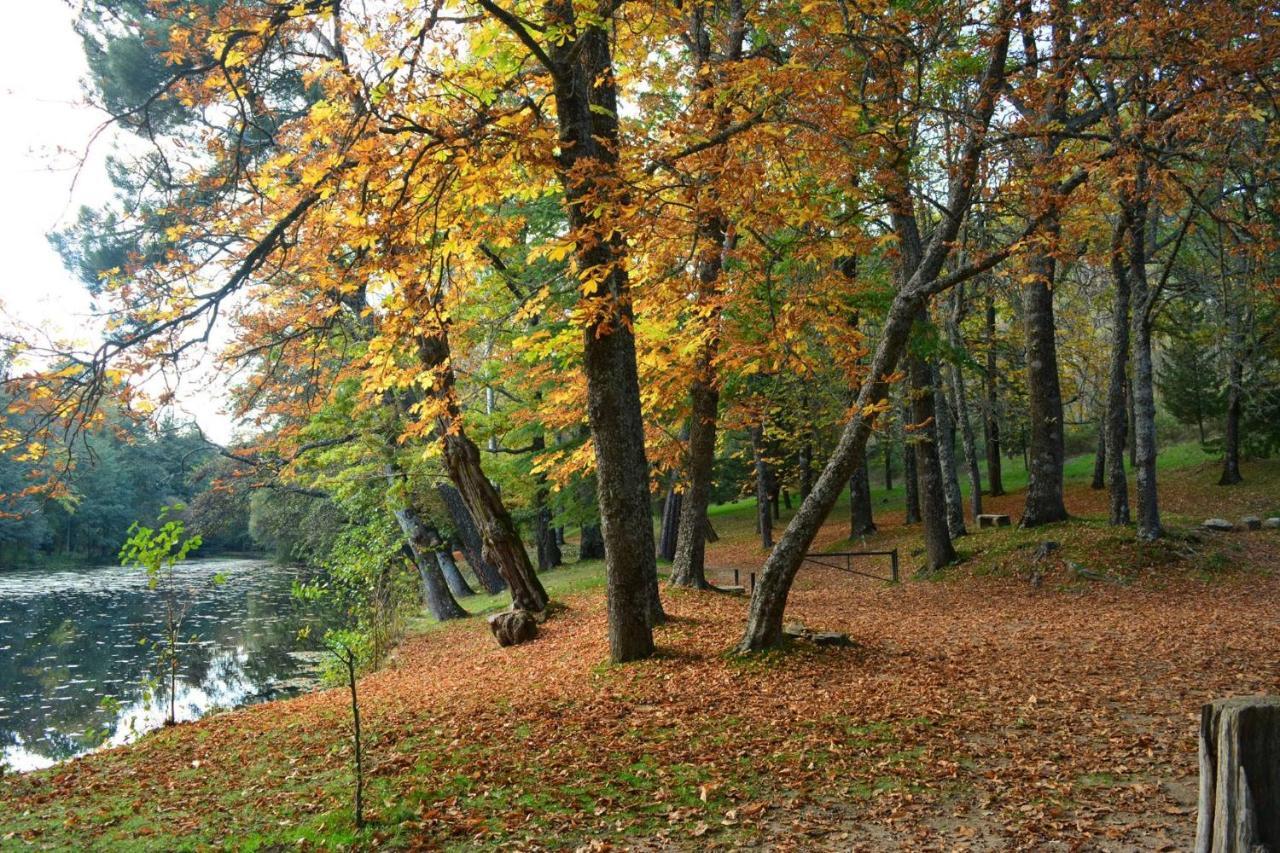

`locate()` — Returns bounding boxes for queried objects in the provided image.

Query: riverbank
[3,452,1278,849]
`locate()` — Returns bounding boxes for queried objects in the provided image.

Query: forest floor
[3,447,1279,851]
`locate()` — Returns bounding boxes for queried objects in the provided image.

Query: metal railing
[800,549,900,583]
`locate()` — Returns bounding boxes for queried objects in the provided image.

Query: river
[0,557,334,772]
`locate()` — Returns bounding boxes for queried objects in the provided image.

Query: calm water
[0,558,333,772]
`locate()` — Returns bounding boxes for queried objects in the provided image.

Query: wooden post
[890,549,899,583]
[1196,695,1280,853]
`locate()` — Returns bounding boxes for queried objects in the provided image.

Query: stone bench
[977,514,1012,528]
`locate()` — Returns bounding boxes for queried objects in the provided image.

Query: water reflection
[0,559,333,772]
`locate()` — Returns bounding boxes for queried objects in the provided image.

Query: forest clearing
[3,448,1278,850]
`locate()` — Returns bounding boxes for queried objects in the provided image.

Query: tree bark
[983,288,1005,496]
[395,514,467,622]
[669,340,719,588]
[849,463,876,537]
[933,362,968,537]
[946,289,983,517]
[1106,217,1131,524]
[435,549,475,598]
[1220,312,1245,485]
[882,441,893,491]
[751,423,773,549]
[911,352,958,570]
[531,436,563,572]
[1021,246,1069,526]
[548,13,662,656]
[436,483,506,593]
[1195,696,1280,853]
[901,404,921,524]
[1127,190,1162,541]
[1091,415,1106,490]
[579,522,605,561]
[658,480,682,562]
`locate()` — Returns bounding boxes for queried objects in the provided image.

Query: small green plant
[119,505,209,727]
[323,629,368,830]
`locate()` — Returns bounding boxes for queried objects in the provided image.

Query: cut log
[977,513,1011,528]
[1195,695,1280,853]
[487,610,539,647]
[1204,519,1236,532]
[1240,516,1262,531]
[1263,518,1280,529]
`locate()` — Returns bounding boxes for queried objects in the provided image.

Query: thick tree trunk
[1021,250,1069,526]
[414,324,548,612]
[436,549,475,598]
[849,463,876,537]
[1195,696,1280,853]
[751,423,773,549]
[1106,218,1131,524]
[910,353,958,570]
[983,288,1005,496]
[901,406,921,524]
[436,483,506,593]
[933,362,967,537]
[548,17,664,657]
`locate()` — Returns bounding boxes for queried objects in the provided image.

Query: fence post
[749,572,756,593]
[733,568,739,586]
[890,549,899,583]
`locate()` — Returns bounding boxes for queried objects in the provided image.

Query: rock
[1203,519,1235,532]
[978,513,1012,528]
[811,632,856,648]
[487,610,538,647]
[1067,561,1106,582]
[1264,518,1280,529]
[783,621,808,638]
[1032,540,1060,561]
[1240,516,1262,531]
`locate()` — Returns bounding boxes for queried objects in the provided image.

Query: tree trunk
[910,352,958,570]
[1091,416,1106,490]
[1195,696,1280,853]
[1106,217,1131,524]
[983,287,1005,496]
[882,441,893,491]
[548,17,663,656]
[669,337,720,588]
[799,442,814,499]
[395,516,467,622]
[579,522,605,561]
[1128,196,1162,541]
[658,481,682,562]
[945,290,983,518]
[436,549,475,598]
[436,483,506,593]
[933,362,967,537]
[1220,339,1245,486]
[901,405,921,524]
[849,463,876,537]
[1021,248,1069,526]
[736,12,1010,651]
[531,437,563,572]
[751,423,773,549]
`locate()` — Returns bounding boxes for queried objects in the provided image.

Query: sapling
[323,630,366,830]
[119,505,212,727]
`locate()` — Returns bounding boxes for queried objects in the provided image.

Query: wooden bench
[977,513,1012,528]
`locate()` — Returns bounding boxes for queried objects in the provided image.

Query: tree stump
[1196,696,1280,853]
[488,610,539,647]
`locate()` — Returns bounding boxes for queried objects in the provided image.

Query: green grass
[407,559,609,631]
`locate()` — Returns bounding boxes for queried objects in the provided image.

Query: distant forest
[0,399,254,567]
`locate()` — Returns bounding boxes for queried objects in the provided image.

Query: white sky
[0,3,236,442]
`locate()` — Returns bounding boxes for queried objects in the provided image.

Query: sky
[0,2,235,442]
